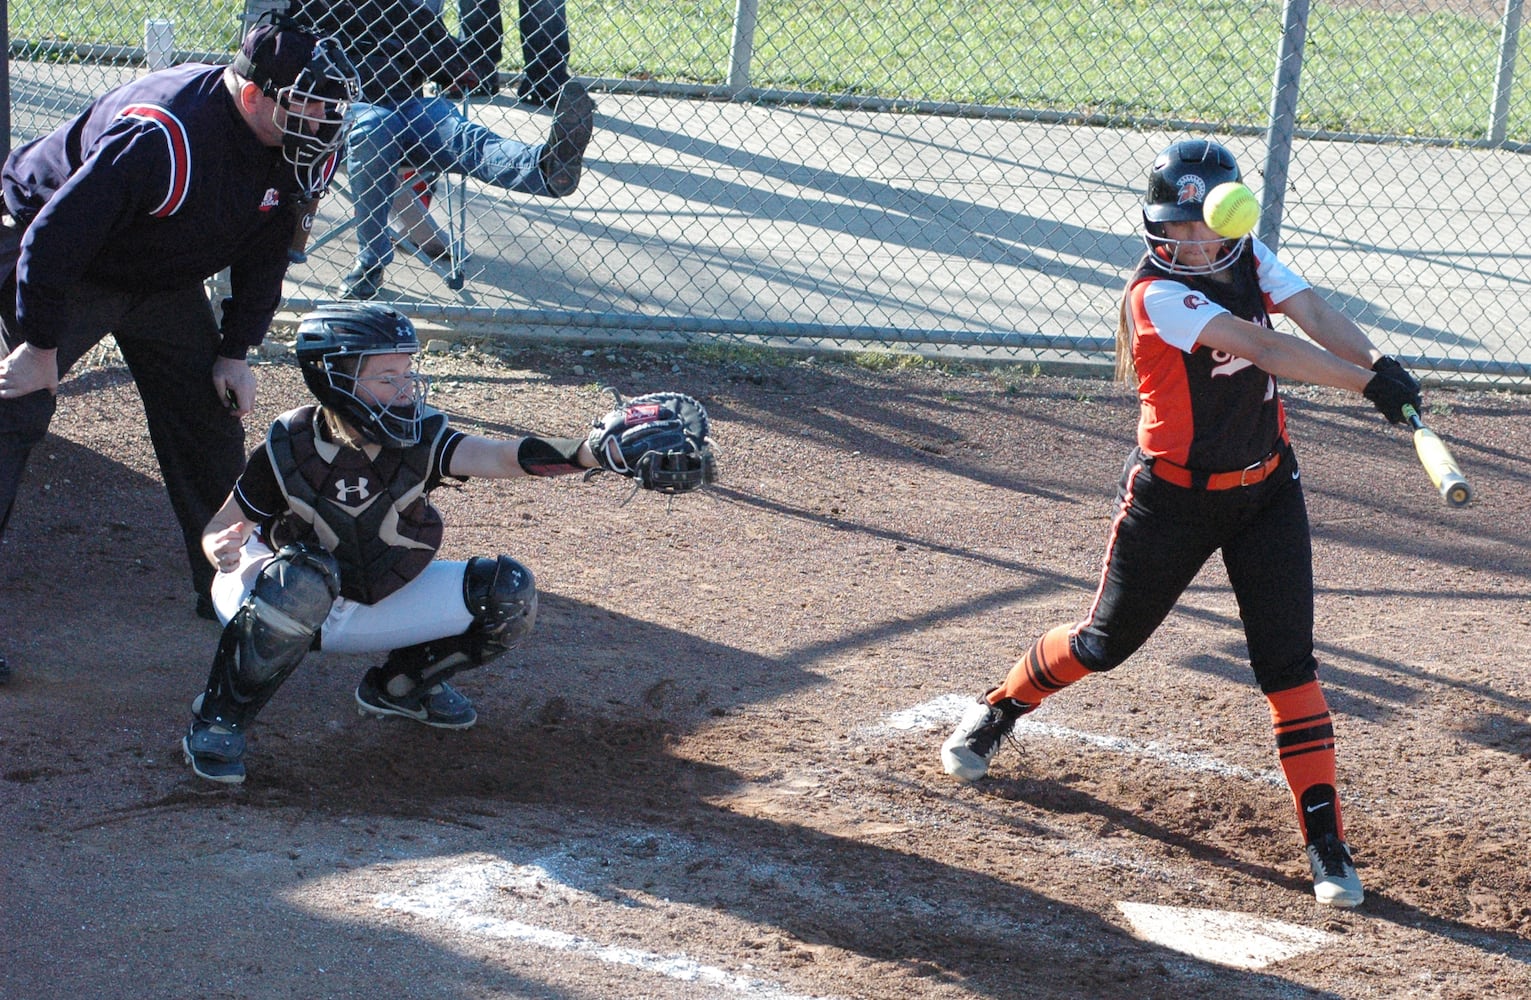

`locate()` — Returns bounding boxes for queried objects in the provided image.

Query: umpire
[0,20,359,683]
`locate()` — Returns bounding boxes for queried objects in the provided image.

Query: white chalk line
[375,858,841,1000]
[887,693,1285,787]
[891,696,1333,970]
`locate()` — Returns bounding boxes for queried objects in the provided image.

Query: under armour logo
[334,478,371,502]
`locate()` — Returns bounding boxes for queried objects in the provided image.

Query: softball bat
[1402,404,1471,507]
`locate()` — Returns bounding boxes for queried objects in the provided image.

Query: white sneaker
[1305,834,1364,908]
[941,695,1025,781]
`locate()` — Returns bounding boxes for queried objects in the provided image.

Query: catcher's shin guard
[377,555,537,696]
[194,545,341,731]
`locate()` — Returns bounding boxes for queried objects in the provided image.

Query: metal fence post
[728,0,758,92]
[1261,0,1310,253]
[1490,0,1524,145]
[144,19,175,71]
[1,0,10,163]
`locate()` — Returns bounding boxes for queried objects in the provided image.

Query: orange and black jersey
[1125,239,1309,471]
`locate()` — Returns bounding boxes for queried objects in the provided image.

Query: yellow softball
[1204,181,1259,238]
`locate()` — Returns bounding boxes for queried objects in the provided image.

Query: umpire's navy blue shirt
[2,63,300,358]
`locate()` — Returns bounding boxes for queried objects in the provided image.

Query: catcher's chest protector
[267,406,446,604]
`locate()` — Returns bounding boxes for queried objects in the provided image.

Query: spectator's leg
[345,103,410,268]
[459,0,504,95]
[424,96,548,195]
[517,0,569,106]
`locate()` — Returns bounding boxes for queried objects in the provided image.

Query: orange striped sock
[990,625,1092,708]
[1267,680,1345,842]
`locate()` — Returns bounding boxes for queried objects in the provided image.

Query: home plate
[1115,902,1335,970]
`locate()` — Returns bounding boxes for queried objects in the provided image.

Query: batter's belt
[1149,442,1288,490]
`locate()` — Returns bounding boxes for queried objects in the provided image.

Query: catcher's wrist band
[516,435,587,476]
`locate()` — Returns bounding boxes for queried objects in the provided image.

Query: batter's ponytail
[1114,279,1138,386]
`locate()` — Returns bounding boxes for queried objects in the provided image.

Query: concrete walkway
[10,60,1531,379]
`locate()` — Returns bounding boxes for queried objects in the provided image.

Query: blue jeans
[345,96,550,269]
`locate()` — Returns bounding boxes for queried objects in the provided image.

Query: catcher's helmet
[1142,139,1248,275]
[295,303,428,448]
[234,18,360,198]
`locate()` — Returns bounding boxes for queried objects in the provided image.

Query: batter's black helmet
[1143,139,1242,225]
[295,303,428,448]
[1141,139,1248,275]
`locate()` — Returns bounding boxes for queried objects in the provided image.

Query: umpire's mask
[235,21,361,199]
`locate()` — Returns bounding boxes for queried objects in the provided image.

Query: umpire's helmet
[234,17,360,198]
[1141,139,1247,275]
[295,303,429,448]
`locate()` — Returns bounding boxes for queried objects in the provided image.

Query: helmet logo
[1174,174,1206,206]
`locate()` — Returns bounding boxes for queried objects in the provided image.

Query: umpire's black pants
[0,276,245,603]
[1070,445,1319,695]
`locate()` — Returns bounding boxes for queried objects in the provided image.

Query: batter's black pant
[0,279,246,602]
[1071,445,1319,695]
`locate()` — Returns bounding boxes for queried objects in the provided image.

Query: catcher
[181,302,713,783]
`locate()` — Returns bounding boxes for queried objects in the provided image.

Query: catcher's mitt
[586,389,717,494]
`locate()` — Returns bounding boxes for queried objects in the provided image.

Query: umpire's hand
[0,342,59,397]
[213,356,256,418]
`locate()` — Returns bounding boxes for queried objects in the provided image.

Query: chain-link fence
[7,0,1531,382]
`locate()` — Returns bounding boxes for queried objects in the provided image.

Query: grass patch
[11,0,1525,138]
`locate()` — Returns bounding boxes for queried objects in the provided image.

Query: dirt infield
[2,341,1529,1000]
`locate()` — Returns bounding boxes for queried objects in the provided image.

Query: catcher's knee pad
[196,544,341,730]
[465,554,538,656]
[375,556,537,697]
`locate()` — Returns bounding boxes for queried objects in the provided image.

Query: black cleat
[1306,833,1364,907]
[538,81,594,198]
[341,261,385,300]
[355,667,477,730]
[941,692,1029,781]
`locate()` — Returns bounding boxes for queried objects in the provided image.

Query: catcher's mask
[1142,138,1248,276]
[234,20,360,198]
[295,303,429,448]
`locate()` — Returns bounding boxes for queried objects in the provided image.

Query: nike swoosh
[1291,469,1300,479]
[1305,802,1330,813]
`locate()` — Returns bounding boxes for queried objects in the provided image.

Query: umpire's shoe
[355,667,477,730]
[941,691,1030,781]
[538,81,594,198]
[182,720,247,784]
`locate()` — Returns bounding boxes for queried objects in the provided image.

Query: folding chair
[294,165,465,290]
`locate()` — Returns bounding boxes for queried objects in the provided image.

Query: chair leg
[447,92,471,291]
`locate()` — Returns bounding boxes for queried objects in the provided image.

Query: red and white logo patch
[625,403,663,425]
[1175,174,1206,206]
[260,188,281,211]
